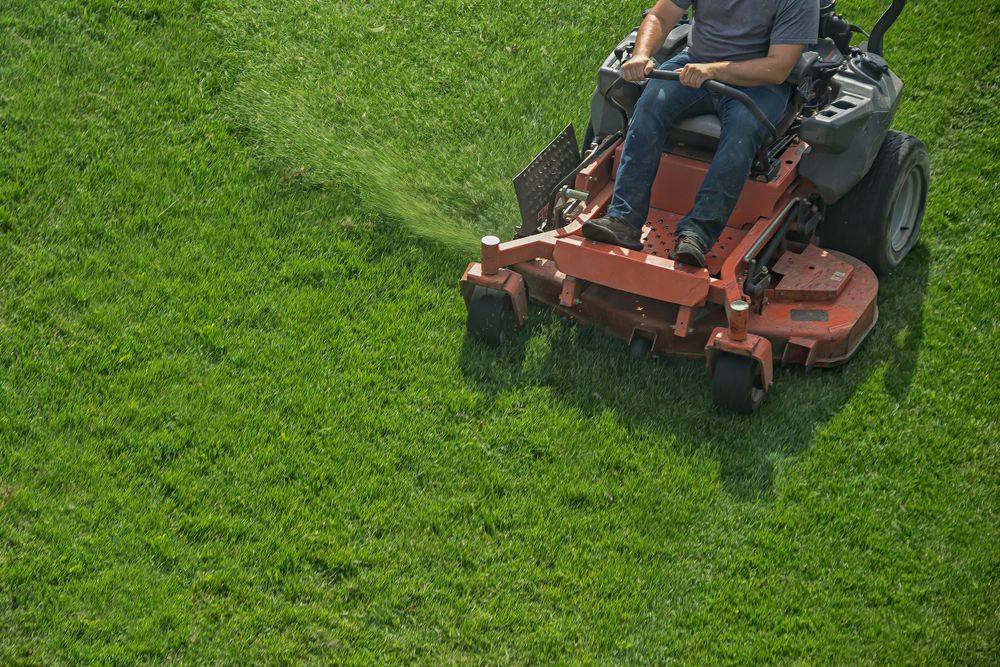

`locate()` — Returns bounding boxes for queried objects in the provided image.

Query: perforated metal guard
[642,210,748,276]
[513,125,580,237]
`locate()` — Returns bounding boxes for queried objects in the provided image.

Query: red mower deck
[461,139,879,401]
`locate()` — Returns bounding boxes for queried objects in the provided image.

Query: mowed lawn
[1,0,998,662]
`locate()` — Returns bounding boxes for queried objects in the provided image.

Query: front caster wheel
[466,285,517,346]
[712,353,766,415]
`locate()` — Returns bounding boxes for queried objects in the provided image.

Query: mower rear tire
[712,353,765,415]
[819,130,930,275]
[466,285,517,347]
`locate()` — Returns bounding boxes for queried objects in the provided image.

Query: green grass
[1,0,998,662]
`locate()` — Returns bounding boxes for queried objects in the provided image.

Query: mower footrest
[552,236,711,308]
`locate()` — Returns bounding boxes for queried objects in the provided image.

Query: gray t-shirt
[671,0,820,63]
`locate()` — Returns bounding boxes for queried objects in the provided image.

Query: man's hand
[621,56,656,82]
[623,0,685,81]
[676,62,725,88]
[674,45,805,88]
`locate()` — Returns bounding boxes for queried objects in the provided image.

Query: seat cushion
[668,114,721,150]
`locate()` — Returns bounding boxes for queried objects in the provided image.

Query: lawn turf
[1,0,998,663]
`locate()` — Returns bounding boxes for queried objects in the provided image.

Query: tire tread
[819,130,929,275]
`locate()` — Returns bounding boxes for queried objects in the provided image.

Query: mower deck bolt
[729,300,750,341]
[481,235,501,275]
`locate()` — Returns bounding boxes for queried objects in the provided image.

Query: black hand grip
[645,69,778,142]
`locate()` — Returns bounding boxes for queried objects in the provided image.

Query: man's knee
[719,107,768,155]
[635,81,667,115]
[634,80,691,127]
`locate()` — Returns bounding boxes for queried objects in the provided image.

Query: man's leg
[675,83,792,261]
[584,53,715,249]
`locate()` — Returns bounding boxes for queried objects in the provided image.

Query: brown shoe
[582,216,644,251]
[672,232,708,267]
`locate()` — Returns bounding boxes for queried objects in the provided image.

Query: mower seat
[665,51,820,152]
[669,114,722,150]
[667,105,800,155]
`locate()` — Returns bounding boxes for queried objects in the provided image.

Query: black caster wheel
[466,285,517,346]
[712,353,765,414]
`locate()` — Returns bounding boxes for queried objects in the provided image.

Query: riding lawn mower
[459,0,929,413]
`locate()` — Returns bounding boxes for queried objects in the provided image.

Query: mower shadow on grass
[458,244,930,500]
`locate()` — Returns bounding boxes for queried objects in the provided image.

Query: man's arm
[621,0,687,82]
[676,43,806,88]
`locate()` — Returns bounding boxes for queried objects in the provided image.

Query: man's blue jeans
[607,51,792,248]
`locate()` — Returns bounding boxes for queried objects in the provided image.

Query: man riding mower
[459,0,930,414]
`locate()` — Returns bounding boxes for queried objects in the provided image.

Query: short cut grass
[1,0,998,663]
